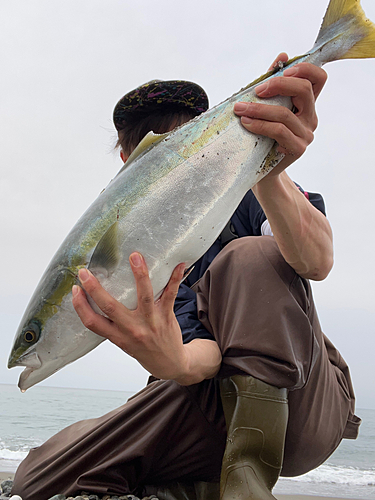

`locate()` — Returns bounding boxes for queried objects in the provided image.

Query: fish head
[8,319,43,372]
[8,264,104,391]
[7,319,51,392]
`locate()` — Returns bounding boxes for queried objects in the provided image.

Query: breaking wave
[275,463,375,499]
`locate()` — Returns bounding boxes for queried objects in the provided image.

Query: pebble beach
[1,475,158,500]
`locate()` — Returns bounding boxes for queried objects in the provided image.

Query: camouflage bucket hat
[113,79,209,131]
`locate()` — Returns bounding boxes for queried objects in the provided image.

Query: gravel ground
[0,480,160,500]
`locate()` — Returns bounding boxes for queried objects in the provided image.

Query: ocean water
[0,383,374,499]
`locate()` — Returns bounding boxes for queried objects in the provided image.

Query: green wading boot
[220,374,288,500]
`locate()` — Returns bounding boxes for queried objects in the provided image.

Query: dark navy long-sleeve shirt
[173,187,326,344]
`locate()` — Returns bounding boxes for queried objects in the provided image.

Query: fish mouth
[18,367,35,392]
[17,359,63,392]
[8,349,41,370]
[8,350,41,392]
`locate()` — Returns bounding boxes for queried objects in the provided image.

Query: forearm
[173,339,222,386]
[252,172,333,280]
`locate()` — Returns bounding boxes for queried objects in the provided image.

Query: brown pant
[12,237,360,500]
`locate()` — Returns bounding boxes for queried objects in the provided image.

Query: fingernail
[78,268,90,283]
[130,252,142,267]
[234,102,247,113]
[72,285,80,297]
[255,83,269,95]
[283,66,297,76]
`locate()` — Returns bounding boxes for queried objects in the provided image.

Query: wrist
[173,346,193,385]
[172,345,199,386]
[172,340,222,386]
[252,171,288,203]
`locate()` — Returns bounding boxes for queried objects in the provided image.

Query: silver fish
[8,0,375,390]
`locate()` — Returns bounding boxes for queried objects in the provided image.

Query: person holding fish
[13,0,373,496]
[12,62,360,500]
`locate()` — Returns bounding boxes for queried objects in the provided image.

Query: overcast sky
[1,0,374,411]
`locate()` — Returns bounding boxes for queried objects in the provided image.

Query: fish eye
[22,321,40,344]
[24,330,36,343]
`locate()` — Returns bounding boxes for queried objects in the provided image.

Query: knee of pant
[216,236,293,283]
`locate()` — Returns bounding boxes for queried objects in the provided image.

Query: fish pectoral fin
[88,221,120,277]
[116,131,170,174]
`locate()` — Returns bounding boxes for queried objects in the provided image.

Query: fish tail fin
[315,0,375,61]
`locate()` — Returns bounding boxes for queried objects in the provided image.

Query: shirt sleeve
[231,186,326,236]
[174,283,215,344]
[230,190,267,236]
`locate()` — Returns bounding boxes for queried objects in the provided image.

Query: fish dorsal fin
[241,69,276,92]
[240,55,305,93]
[88,221,120,277]
[116,131,169,176]
[317,0,375,60]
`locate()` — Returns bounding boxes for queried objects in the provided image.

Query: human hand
[234,52,327,175]
[72,253,191,382]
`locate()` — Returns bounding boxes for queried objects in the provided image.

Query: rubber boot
[220,374,288,500]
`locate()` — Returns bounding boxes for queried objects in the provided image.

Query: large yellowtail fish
[8,0,375,390]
